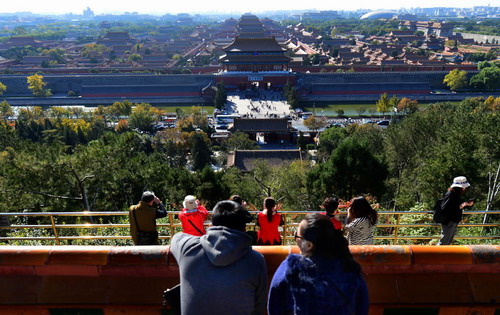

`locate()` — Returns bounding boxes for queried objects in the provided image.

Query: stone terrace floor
[225,90,292,119]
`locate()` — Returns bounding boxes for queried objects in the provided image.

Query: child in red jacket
[256,197,283,245]
[179,195,208,236]
[321,197,343,230]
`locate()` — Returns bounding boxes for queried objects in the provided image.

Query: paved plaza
[224,90,293,118]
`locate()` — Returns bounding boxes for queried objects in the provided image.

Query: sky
[0,0,496,15]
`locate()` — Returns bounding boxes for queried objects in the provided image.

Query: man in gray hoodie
[170,200,267,315]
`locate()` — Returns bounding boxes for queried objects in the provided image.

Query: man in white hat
[436,176,474,245]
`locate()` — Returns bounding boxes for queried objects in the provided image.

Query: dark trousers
[438,221,458,245]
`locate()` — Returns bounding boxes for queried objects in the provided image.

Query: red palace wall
[216,75,296,90]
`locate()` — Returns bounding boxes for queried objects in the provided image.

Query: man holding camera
[129,191,167,245]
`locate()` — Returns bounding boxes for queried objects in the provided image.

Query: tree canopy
[0,98,499,218]
[443,69,468,91]
[26,74,52,97]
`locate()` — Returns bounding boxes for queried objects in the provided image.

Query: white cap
[183,195,197,210]
[451,176,470,189]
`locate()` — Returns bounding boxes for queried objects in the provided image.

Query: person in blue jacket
[268,213,369,315]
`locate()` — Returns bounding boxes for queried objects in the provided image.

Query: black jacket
[439,190,463,224]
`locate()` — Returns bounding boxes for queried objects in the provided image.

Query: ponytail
[264,197,276,223]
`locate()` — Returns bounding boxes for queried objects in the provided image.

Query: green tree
[297,131,308,151]
[0,82,6,95]
[443,69,468,91]
[109,100,133,119]
[308,137,388,200]
[196,165,228,209]
[189,132,212,171]
[190,106,209,129]
[283,81,299,109]
[82,43,108,59]
[383,100,495,209]
[214,82,227,110]
[470,64,500,91]
[42,48,66,64]
[0,100,13,120]
[317,126,348,161]
[128,54,142,61]
[221,131,258,152]
[478,61,495,70]
[128,103,155,132]
[389,95,400,112]
[26,74,52,97]
[154,129,187,168]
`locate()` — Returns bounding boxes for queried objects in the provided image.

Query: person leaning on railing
[129,191,167,245]
[256,197,284,245]
[344,197,378,245]
[178,195,208,236]
[320,197,343,230]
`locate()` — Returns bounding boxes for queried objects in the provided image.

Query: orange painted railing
[0,245,498,314]
[1,210,499,245]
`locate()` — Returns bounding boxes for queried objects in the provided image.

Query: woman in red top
[178,195,208,236]
[257,197,283,245]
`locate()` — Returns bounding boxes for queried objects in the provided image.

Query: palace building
[217,14,293,91]
[219,37,291,72]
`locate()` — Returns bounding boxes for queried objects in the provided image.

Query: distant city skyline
[0,0,497,15]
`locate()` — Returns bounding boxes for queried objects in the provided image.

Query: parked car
[377,120,390,128]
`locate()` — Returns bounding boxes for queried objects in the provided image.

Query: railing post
[393,213,400,245]
[168,213,175,243]
[50,215,60,245]
[282,213,287,244]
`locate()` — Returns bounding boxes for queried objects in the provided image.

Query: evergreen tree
[214,82,227,110]
[297,131,308,151]
[190,132,212,171]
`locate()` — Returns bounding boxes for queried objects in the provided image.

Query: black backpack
[432,197,446,223]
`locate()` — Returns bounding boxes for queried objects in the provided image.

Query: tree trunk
[483,161,500,224]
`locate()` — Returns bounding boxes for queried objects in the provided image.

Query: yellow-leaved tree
[27,74,52,97]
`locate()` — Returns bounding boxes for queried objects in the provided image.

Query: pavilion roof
[219,54,291,64]
[224,37,286,52]
[228,149,302,172]
[233,118,290,132]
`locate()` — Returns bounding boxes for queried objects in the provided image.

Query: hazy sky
[1,0,495,15]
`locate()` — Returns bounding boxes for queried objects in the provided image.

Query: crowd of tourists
[126,175,472,314]
[170,201,369,315]
[129,193,380,247]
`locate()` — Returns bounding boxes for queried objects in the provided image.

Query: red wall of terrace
[0,245,498,314]
[215,75,296,89]
[294,64,479,73]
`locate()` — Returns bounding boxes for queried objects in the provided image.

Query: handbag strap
[187,219,204,235]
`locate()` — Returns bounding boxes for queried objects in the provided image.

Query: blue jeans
[438,221,458,245]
